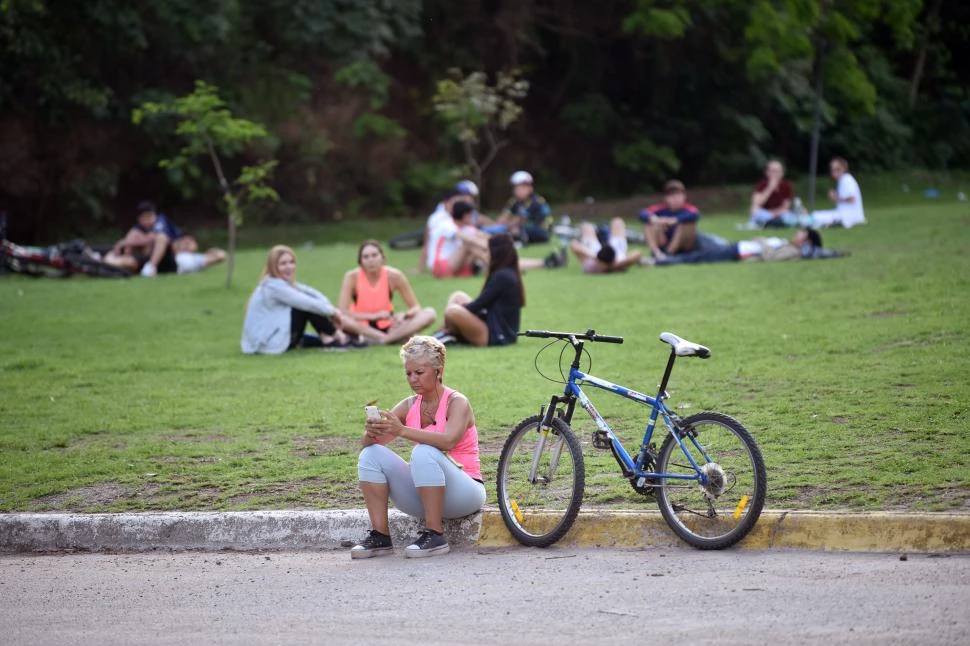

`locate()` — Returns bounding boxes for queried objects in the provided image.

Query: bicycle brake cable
[533,338,593,385]
[534,339,567,384]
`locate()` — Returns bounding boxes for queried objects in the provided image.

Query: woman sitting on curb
[338,239,437,345]
[241,245,385,353]
[351,335,485,559]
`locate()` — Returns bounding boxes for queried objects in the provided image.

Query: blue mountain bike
[496,329,766,549]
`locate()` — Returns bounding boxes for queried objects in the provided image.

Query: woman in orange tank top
[338,240,437,344]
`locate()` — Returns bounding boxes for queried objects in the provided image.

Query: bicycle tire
[496,415,585,548]
[387,229,424,250]
[71,256,132,278]
[655,411,766,549]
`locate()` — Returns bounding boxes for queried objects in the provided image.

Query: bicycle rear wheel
[656,412,766,549]
[496,415,585,547]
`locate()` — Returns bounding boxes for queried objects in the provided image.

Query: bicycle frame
[538,341,713,486]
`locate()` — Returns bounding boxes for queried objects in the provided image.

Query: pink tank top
[405,387,481,481]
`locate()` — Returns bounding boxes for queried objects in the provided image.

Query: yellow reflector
[733,495,750,520]
[510,499,524,523]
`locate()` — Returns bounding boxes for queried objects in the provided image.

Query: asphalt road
[2,547,968,645]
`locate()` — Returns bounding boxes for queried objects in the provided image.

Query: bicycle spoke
[497,416,585,547]
[656,412,766,549]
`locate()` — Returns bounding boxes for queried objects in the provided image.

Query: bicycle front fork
[540,395,575,428]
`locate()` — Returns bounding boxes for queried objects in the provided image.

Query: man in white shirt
[419,182,479,272]
[811,157,866,228]
[428,201,490,277]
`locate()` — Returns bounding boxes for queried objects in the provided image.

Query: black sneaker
[432,330,458,345]
[404,529,450,558]
[350,530,393,559]
[321,339,349,352]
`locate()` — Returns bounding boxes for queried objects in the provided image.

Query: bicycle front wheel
[496,415,585,547]
[656,412,766,549]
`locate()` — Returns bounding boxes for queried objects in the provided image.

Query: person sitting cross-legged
[338,239,437,345]
[497,170,552,245]
[748,159,805,229]
[351,335,485,559]
[809,156,866,228]
[639,180,700,260]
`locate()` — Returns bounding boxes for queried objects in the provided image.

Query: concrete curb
[1,509,968,554]
[0,510,482,553]
[480,510,970,552]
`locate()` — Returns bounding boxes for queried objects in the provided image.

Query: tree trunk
[226,212,236,289]
[807,40,827,211]
[205,137,235,288]
[909,0,944,109]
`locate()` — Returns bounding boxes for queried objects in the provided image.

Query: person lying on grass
[104,200,225,277]
[646,228,848,266]
[351,335,485,559]
[338,239,437,345]
[569,218,643,274]
[241,244,386,354]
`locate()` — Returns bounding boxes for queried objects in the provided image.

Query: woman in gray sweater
[241,245,384,354]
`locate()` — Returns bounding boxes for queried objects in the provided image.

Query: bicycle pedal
[591,431,612,450]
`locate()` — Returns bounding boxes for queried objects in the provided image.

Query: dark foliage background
[1,0,967,241]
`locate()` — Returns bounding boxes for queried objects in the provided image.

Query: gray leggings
[357,443,486,519]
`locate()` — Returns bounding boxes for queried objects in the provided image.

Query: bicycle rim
[656,412,766,549]
[496,416,584,547]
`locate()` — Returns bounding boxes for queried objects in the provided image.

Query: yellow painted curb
[477,509,970,552]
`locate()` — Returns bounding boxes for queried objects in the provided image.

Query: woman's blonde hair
[400,336,446,376]
[261,245,297,284]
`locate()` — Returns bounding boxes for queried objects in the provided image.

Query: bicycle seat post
[656,347,678,400]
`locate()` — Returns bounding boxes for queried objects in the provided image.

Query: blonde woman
[351,336,485,559]
[241,245,383,354]
[338,239,437,345]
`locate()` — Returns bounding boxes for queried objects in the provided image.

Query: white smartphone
[364,405,381,420]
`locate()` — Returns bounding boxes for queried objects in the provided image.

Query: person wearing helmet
[499,171,551,245]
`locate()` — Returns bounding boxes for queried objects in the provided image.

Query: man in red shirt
[748,160,801,228]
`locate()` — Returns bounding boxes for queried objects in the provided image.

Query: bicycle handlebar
[519,329,624,344]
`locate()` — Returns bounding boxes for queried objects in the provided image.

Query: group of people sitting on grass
[414,159,860,279]
[241,234,526,353]
[239,157,862,354]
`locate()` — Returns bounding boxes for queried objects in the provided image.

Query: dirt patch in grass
[291,435,359,459]
[29,482,162,511]
[164,432,232,443]
[224,477,358,508]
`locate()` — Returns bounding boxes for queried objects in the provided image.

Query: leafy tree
[624,0,923,203]
[432,69,529,190]
[132,81,278,287]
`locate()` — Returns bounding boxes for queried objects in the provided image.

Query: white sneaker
[140,262,157,277]
[175,252,207,275]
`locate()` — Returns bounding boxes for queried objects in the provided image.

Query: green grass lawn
[2,201,969,513]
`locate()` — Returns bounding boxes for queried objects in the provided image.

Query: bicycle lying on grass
[496,329,766,549]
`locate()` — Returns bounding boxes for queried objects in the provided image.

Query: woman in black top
[436,234,525,346]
